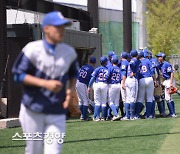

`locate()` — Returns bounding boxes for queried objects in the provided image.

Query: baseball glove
[168,87,178,94]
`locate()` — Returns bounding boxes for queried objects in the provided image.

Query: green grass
[0,94,180,154]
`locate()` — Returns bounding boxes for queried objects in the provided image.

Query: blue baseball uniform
[158,61,176,116]
[78,65,94,86]
[76,64,95,120]
[120,59,129,103]
[136,58,154,118]
[89,66,110,120]
[123,57,140,120]
[107,60,113,68]
[108,65,121,118]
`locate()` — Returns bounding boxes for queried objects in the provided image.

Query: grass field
[0,94,180,154]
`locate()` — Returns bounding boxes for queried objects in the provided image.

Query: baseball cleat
[121,117,130,121]
[169,114,177,118]
[111,115,121,121]
[93,118,101,122]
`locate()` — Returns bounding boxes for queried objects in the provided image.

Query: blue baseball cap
[143,49,149,57]
[100,56,108,64]
[130,49,138,57]
[42,11,71,28]
[89,56,96,63]
[156,52,166,58]
[111,55,119,64]
[138,50,144,58]
[108,51,115,57]
[121,51,128,59]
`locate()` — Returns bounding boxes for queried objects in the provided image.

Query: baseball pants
[163,79,175,101]
[93,82,108,106]
[125,77,138,103]
[108,83,121,106]
[76,80,89,106]
[137,77,154,103]
[19,104,66,154]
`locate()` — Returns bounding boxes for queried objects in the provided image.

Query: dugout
[0,24,101,118]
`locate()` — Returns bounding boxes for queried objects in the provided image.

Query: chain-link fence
[169,54,180,72]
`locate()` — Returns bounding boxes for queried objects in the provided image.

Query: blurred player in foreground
[76,57,96,121]
[12,11,79,154]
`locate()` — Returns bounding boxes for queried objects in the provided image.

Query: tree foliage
[146,0,180,56]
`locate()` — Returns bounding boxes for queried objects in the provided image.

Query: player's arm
[23,75,63,93]
[12,52,63,93]
[121,63,128,89]
[149,61,157,86]
[129,61,136,77]
[170,71,174,87]
[166,64,174,87]
[88,69,98,93]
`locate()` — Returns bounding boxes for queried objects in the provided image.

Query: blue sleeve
[68,59,79,79]
[12,52,36,83]
[121,63,127,77]
[88,76,96,87]
[129,61,135,73]
[166,65,173,73]
[92,68,99,78]
[149,61,155,75]
[14,73,27,83]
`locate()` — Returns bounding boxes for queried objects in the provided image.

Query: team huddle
[76,49,177,121]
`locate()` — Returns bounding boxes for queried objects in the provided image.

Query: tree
[146,0,180,57]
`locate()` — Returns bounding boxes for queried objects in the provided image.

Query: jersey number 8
[142,66,147,73]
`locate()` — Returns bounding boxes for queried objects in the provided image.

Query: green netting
[99,21,139,56]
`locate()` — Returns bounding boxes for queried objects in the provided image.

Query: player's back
[78,64,94,85]
[127,57,140,78]
[92,66,109,83]
[139,58,153,79]
[109,66,121,84]
[150,57,159,68]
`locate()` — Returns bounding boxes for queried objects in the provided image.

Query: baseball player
[136,50,155,119]
[76,57,96,121]
[149,52,166,117]
[12,11,79,154]
[122,50,140,120]
[108,55,121,121]
[88,56,109,121]
[106,51,115,120]
[120,52,129,118]
[156,52,177,117]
